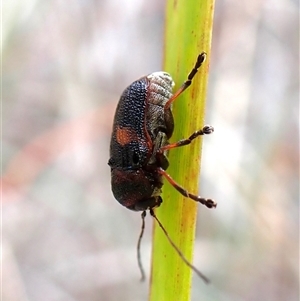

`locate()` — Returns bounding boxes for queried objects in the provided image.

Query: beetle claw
[202,125,214,134]
[199,198,217,208]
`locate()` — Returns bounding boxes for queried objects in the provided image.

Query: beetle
[108,52,216,282]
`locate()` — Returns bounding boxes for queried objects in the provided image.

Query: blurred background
[2,0,299,300]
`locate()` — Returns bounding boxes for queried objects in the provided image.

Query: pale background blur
[2,0,299,301]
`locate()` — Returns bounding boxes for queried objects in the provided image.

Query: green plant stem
[149,1,215,300]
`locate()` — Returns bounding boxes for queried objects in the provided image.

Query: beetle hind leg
[164,52,207,110]
[158,168,217,209]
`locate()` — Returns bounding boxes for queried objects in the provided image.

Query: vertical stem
[149,1,215,300]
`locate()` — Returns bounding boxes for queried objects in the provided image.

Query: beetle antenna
[149,208,210,284]
[137,210,147,281]
[165,52,207,110]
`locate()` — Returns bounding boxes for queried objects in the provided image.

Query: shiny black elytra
[108,52,216,283]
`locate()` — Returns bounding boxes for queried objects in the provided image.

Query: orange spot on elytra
[116,126,138,146]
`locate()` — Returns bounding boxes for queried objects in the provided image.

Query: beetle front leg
[158,125,214,153]
[157,168,217,208]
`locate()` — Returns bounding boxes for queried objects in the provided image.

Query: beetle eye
[108,157,114,167]
[132,152,140,165]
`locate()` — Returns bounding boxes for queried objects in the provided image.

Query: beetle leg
[156,152,169,171]
[165,52,206,110]
[148,131,169,169]
[158,167,217,208]
[149,208,210,283]
[158,125,213,153]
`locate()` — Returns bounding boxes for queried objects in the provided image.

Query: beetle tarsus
[197,197,217,208]
[158,125,214,153]
[202,125,214,135]
[187,52,207,81]
[165,52,207,110]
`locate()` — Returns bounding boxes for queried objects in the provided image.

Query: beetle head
[111,168,163,211]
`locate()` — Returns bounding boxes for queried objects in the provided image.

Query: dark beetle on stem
[108,52,216,283]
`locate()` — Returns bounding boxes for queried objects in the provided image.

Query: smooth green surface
[149,1,215,300]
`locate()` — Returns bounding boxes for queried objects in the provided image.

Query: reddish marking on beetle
[116,126,139,146]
